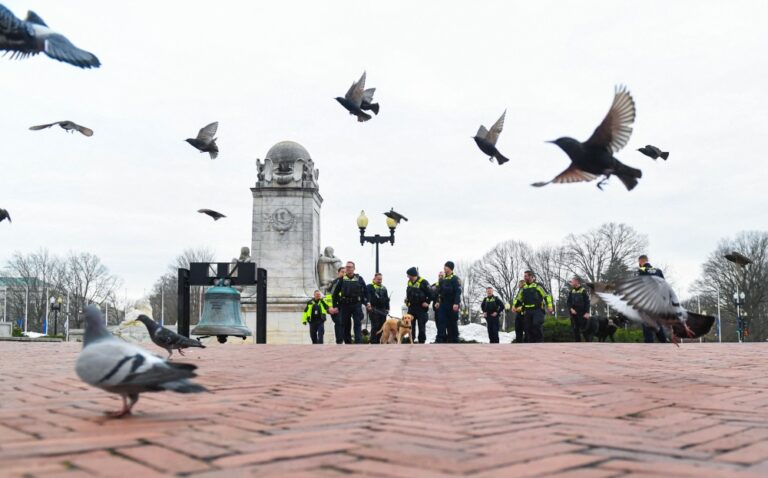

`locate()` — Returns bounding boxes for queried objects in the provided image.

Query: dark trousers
[309,321,324,344]
[437,302,459,343]
[570,314,584,342]
[523,309,545,343]
[514,313,525,343]
[409,308,429,343]
[331,313,343,344]
[369,311,386,344]
[340,303,364,344]
[486,314,500,343]
[643,324,667,343]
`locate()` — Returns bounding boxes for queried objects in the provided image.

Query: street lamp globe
[357,210,369,229]
[385,216,397,229]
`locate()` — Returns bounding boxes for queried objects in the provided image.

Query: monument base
[242,297,316,344]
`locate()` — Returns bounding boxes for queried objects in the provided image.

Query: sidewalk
[1,342,767,477]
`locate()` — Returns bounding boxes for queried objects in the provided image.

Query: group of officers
[301,254,669,344]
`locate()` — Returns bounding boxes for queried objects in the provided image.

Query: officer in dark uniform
[567,277,591,342]
[638,255,668,343]
[326,267,345,344]
[366,273,390,344]
[331,261,368,344]
[513,270,553,343]
[435,261,461,343]
[406,267,433,344]
[481,287,504,343]
[512,280,526,343]
[302,290,329,344]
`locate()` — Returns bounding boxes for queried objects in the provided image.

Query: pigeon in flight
[335,71,373,122]
[533,86,642,191]
[198,209,226,221]
[638,145,669,160]
[0,5,100,69]
[75,305,207,418]
[130,315,205,359]
[473,110,510,165]
[383,208,408,225]
[361,88,380,115]
[589,276,715,345]
[724,252,752,267]
[185,122,219,159]
[0,208,10,223]
[29,120,93,137]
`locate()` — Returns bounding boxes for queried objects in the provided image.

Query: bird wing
[24,10,48,27]
[74,123,94,137]
[196,122,218,142]
[75,339,168,388]
[475,125,489,140]
[362,88,376,103]
[29,122,58,130]
[531,164,598,187]
[152,328,179,348]
[0,5,29,34]
[345,71,366,105]
[43,34,101,69]
[485,110,506,145]
[607,276,683,322]
[585,85,636,153]
[0,209,10,222]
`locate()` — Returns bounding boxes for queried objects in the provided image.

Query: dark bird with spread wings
[473,110,510,165]
[589,276,715,345]
[0,5,100,68]
[130,315,205,359]
[335,71,373,122]
[724,251,752,267]
[198,209,226,221]
[361,87,380,115]
[29,120,93,137]
[383,208,408,225]
[185,122,219,159]
[75,306,207,418]
[533,86,642,191]
[638,145,669,161]
[0,208,10,223]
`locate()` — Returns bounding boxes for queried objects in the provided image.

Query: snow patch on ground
[424,320,515,343]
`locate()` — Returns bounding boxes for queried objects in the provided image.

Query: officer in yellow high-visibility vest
[303,290,329,344]
[513,270,553,343]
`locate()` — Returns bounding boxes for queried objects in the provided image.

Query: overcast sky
[1,0,766,308]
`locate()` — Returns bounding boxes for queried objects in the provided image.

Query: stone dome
[265,141,311,163]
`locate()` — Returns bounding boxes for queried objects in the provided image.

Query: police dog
[377,314,414,344]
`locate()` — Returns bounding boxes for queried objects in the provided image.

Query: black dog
[593,316,619,343]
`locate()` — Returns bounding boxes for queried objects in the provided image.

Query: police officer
[326,267,346,344]
[331,261,368,344]
[638,255,668,343]
[435,261,461,343]
[366,273,390,344]
[481,287,504,343]
[567,277,591,342]
[406,267,433,344]
[513,270,553,343]
[303,290,329,344]
[512,280,526,343]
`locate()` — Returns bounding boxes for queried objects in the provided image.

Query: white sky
[1,0,766,308]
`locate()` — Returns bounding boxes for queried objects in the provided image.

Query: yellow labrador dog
[377,314,414,344]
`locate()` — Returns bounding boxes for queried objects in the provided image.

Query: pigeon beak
[545,140,556,144]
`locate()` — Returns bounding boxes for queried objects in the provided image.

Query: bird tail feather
[357,112,372,122]
[495,152,510,165]
[369,103,380,115]
[614,161,642,191]
[660,151,669,160]
[675,312,715,339]
[162,380,208,393]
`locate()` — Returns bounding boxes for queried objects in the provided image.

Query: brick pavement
[1,342,768,477]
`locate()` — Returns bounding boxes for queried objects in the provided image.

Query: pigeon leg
[683,322,695,338]
[177,348,186,357]
[105,395,132,418]
[596,176,610,190]
[166,349,173,359]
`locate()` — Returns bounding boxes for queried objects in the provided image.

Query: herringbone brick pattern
[2,342,768,477]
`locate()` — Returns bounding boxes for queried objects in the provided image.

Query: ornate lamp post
[733,291,746,342]
[50,296,62,336]
[357,210,399,274]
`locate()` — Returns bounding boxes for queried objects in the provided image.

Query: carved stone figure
[317,246,342,291]
[255,141,319,187]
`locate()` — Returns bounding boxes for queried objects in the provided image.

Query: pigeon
[29,120,93,137]
[532,86,642,191]
[638,145,669,160]
[130,314,205,359]
[724,252,752,267]
[335,71,372,122]
[383,208,408,225]
[0,5,100,69]
[0,208,10,223]
[185,122,219,159]
[360,88,380,115]
[473,110,510,165]
[198,209,226,221]
[75,305,207,418]
[589,276,715,345]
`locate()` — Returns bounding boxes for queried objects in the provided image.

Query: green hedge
[542,316,644,343]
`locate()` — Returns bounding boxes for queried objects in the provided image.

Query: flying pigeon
[473,110,510,165]
[75,305,207,418]
[0,5,100,69]
[335,71,372,122]
[637,145,669,160]
[29,120,93,137]
[383,208,408,224]
[724,252,752,267]
[361,88,380,115]
[0,208,10,223]
[589,276,715,345]
[198,209,226,221]
[185,122,219,159]
[129,315,205,359]
[532,86,642,191]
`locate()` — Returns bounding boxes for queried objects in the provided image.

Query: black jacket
[332,273,369,307]
[638,263,664,279]
[366,283,390,313]
[406,277,432,313]
[481,295,504,316]
[437,274,462,305]
[566,287,590,315]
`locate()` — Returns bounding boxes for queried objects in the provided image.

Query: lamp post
[733,290,746,343]
[1,285,7,322]
[50,296,62,337]
[356,210,399,274]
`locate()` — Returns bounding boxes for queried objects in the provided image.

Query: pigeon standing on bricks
[75,305,207,418]
[185,122,219,159]
[29,120,93,137]
[335,71,372,122]
[473,110,510,165]
[129,315,205,359]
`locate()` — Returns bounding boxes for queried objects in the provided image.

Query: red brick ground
[2,342,768,477]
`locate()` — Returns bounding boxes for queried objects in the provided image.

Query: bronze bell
[192,279,252,343]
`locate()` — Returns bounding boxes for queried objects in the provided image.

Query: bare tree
[454,259,482,324]
[474,240,531,329]
[525,245,569,316]
[3,249,65,331]
[564,223,647,284]
[63,252,123,327]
